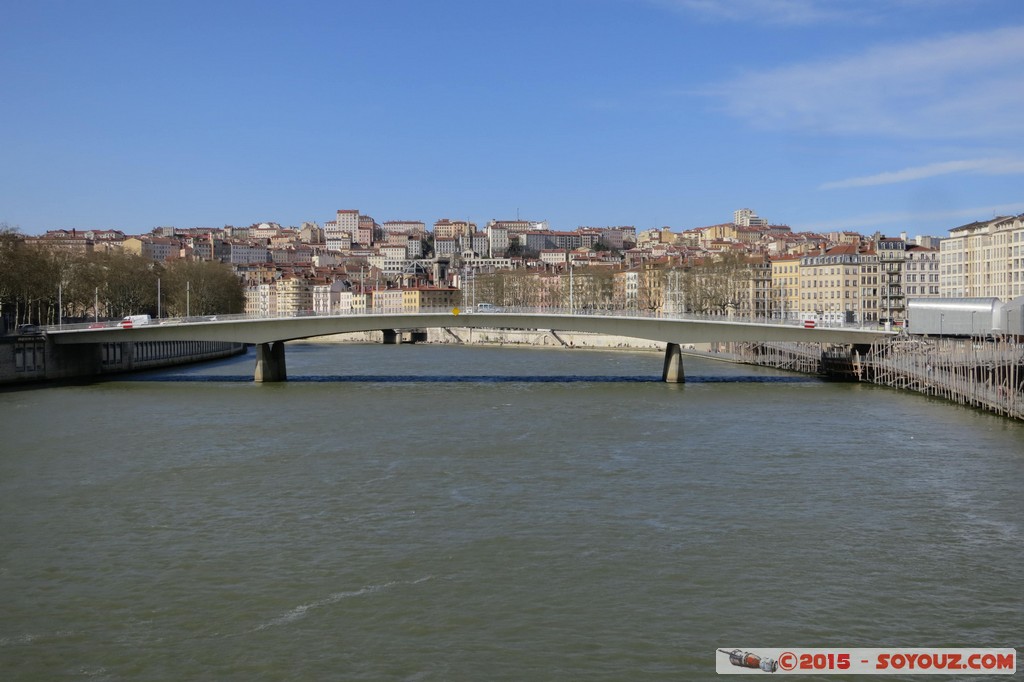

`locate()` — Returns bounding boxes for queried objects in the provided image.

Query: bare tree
[162,259,245,316]
[681,252,752,315]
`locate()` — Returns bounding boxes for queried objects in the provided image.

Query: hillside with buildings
[5,207,1023,329]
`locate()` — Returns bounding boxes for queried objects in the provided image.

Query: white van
[119,314,152,328]
[476,303,500,313]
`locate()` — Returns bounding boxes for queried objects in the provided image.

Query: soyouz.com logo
[716,648,1017,674]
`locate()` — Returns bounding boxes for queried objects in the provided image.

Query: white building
[734,208,768,228]
[312,281,354,314]
[325,209,359,252]
[434,237,458,256]
[245,282,278,316]
[487,223,509,257]
[904,245,941,298]
[540,249,568,266]
[228,241,270,264]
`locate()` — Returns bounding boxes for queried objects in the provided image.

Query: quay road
[45,308,896,383]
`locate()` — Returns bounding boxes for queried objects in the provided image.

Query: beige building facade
[941,214,1024,300]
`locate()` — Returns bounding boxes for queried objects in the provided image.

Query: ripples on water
[1,344,1022,680]
[128,374,817,383]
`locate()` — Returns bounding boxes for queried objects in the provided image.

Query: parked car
[16,324,41,335]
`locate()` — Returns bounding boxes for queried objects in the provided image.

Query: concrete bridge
[47,309,895,382]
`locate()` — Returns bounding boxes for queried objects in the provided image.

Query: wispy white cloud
[651,0,854,25]
[649,0,961,26]
[802,202,1024,232]
[820,158,1024,189]
[707,25,1024,138]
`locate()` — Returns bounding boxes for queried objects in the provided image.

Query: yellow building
[770,255,802,320]
[799,244,877,325]
[401,287,460,312]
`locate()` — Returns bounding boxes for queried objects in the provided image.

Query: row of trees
[0,225,245,328]
[469,252,760,314]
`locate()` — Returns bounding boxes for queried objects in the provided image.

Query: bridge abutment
[255,341,287,382]
[662,342,685,383]
[382,329,399,345]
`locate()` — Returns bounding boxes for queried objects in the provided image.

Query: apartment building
[325,209,359,252]
[903,245,940,298]
[309,281,354,314]
[612,269,641,310]
[941,214,1024,299]
[227,240,271,265]
[539,249,567,266]
[382,220,426,237]
[640,261,666,312]
[365,244,409,277]
[433,219,475,240]
[384,232,421,257]
[122,236,179,261]
[401,287,460,312]
[770,255,802,320]
[356,215,376,246]
[276,276,315,314]
[858,248,882,324]
[486,223,509,257]
[25,230,96,254]
[876,237,907,324]
[434,237,458,256]
[371,288,404,312]
[800,244,871,324]
[522,230,596,253]
[734,208,768,228]
[245,281,278,316]
[748,257,773,319]
[249,223,282,239]
[485,219,535,235]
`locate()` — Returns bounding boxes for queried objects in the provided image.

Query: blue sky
[2,0,1023,237]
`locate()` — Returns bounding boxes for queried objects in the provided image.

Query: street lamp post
[157,277,161,319]
[186,281,191,317]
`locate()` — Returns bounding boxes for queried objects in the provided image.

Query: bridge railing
[44,307,888,333]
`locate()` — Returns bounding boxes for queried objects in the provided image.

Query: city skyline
[3,0,1023,237]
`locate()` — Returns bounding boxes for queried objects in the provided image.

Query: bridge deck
[47,310,893,346]
[45,311,894,382]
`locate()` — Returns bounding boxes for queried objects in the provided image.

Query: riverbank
[0,334,246,387]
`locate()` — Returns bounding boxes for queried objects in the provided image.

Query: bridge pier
[382,329,399,345]
[662,342,685,383]
[255,341,287,382]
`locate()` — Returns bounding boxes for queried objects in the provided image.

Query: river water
[1,343,1022,680]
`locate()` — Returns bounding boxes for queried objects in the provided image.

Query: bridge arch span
[48,311,892,382]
